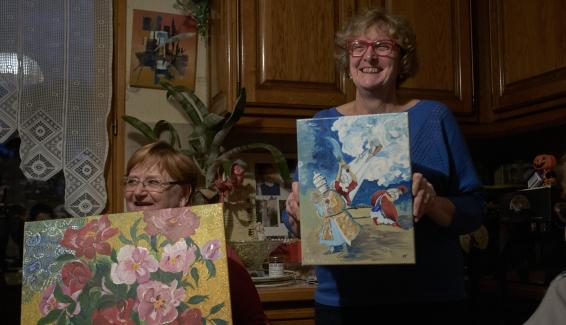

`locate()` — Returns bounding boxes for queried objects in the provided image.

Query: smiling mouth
[134,201,153,207]
[360,67,382,73]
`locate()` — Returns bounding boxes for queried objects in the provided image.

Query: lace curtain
[0,0,113,217]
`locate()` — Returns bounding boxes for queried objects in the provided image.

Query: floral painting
[297,113,415,265]
[21,204,232,325]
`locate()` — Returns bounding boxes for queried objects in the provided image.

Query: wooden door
[486,0,566,122]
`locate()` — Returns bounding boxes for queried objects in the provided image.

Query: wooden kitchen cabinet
[211,0,476,131]
[211,0,566,136]
[211,0,356,133]
[470,0,566,136]
[380,0,475,121]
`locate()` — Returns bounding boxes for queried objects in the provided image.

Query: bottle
[268,256,284,278]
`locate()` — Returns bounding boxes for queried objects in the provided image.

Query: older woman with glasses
[124,141,269,325]
[284,7,485,325]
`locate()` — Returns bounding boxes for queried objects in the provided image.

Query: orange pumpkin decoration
[533,154,557,171]
[533,154,557,185]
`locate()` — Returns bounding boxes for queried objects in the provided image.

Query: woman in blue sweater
[284,8,485,324]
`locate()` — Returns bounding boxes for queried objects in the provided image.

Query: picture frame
[222,153,295,242]
[129,9,198,90]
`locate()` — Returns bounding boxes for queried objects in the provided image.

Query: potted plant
[123,82,291,204]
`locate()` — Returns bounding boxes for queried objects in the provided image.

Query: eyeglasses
[123,176,183,193]
[347,39,398,57]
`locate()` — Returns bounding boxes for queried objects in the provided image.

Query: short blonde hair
[335,7,418,86]
[126,141,198,190]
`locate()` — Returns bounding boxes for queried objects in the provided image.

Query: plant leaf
[202,113,225,129]
[222,88,246,130]
[153,120,181,148]
[122,115,157,141]
[161,81,204,124]
[216,143,291,183]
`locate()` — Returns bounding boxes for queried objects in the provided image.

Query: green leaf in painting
[151,235,158,252]
[209,302,225,314]
[56,313,68,325]
[159,239,173,248]
[53,284,74,304]
[190,267,200,287]
[138,233,151,245]
[118,233,133,245]
[151,269,182,284]
[187,295,209,305]
[205,259,216,279]
[211,319,228,325]
[130,218,142,242]
[111,248,118,263]
[97,294,118,309]
[55,253,76,263]
[37,309,63,325]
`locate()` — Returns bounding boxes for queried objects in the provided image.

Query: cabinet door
[239,0,356,131]
[487,0,566,123]
[384,0,475,121]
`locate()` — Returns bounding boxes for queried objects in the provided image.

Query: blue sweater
[287,100,485,306]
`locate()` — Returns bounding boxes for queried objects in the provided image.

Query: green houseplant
[123,82,291,203]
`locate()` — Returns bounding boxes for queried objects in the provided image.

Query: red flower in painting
[61,261,92,296]
[91,298,135,325]
[143,208,200,243]
[60,215,119,259]
[171,308,202,325]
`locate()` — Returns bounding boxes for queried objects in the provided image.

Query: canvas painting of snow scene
[297,113,415,265]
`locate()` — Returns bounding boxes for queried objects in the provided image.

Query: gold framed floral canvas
[21,204,232,324]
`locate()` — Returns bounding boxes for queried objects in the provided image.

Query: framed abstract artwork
[21,204,232,324]
[296,113,415,265]
[129,9,198,89]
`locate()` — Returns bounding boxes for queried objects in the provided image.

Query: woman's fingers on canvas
[286,182,301,221]
[412,173,436,221]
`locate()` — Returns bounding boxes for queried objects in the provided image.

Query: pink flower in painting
[60,215,119,259]
[159,240,197,274]
[144,208,200,242]
[111,245,158,285]
[170,308,202,325]
[39,284,81,316]
[201,239,222,261]
[136,280,185,325]
[61,261,92,296]
[91,298,135,325]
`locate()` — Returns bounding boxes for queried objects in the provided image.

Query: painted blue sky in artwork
[297,113,411,204]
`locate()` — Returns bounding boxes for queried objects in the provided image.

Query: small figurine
[532,154,557,186]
